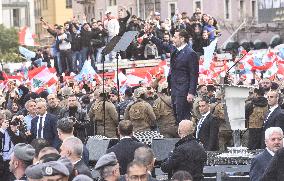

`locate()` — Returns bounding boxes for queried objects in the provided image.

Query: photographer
[0,112,26,180]
[59,94,90,143]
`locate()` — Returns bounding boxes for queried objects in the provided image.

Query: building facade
[34,0,73,42]
[0,0,35,32]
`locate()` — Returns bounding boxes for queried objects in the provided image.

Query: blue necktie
[37,117,43,138]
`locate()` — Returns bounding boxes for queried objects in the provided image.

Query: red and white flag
[18,27,39,46]
[28,67,57,93]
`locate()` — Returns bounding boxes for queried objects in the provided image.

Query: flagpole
[220,20,247,50]
[116,52,121,122]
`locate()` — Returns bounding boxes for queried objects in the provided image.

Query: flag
[19,46,36,60]
[28,67,57,93]
[203,38,218,69]
[75,60,101,82]
[18,27,39,46]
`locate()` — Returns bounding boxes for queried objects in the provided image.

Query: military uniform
[124,99,156,132]
[153,95,177,137]
[211,102,232,151]
[91,100,118,138]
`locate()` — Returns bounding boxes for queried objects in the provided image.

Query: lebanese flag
[18,27,39,46]
[28,67,57,93]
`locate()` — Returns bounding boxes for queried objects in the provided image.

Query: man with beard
[9,143,35,181]
[59,94,90,142]
[246,88,268,150]
[260,78,272,93]
[47,94,61,118]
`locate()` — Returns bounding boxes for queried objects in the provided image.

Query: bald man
[161,120,207,181]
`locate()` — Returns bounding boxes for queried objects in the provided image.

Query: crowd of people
[1,73,284,180]
[1,6,284,181]
[34,7,220,75]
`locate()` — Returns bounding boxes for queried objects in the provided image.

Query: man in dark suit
[31,98,60,148]
[250,127,283,181]
[107,120,144,175]
[60,136,92,178]
[148,27,199,123]
[261,91,284,148]
[196,96,219,151]
[161,120,207,180]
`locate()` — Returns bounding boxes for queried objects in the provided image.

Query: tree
[0,24,22,62]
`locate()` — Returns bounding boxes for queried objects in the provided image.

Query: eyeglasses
[128,174,147,181]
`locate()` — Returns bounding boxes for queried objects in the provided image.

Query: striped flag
[28,67,57,93]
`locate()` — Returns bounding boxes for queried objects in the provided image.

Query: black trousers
[60,49,73,73]
[248,128,262,150]
[171,95,192,124]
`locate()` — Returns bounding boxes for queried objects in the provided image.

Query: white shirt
[120,136,132,140]
[264,105,278,124]
[266,147,275,156]
[177,43,187,51]
[37,113,47,139]
[196,111,210,139]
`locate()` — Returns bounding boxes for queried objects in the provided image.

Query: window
[109,0,117,6]
[13,9,20,27]
[240,0,244,17]
[169,2,177,18]
[66,0,72,8]
[225,0,231,19]
[195,1,201,9]
[251,0,256,18]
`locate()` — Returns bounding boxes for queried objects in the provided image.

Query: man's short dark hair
[30,138,50,158]
[200,96,210,104]
[57,118,74,134]
[171,170,193,181]
[176,29,189,43]
[254,87,265,96]
[118,120,133,136]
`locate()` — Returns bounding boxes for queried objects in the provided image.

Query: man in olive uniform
[211,91,232,151]
[90,87,118,138]
[153,82,178,137]
[124,87,156,132]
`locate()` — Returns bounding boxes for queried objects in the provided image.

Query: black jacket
[195,113,219,151]
[107,137,145,175]
[161,135,207,181]
[118,10,131,36]
[74,159,92,178]
[250,149,273,181]
[151,36,199,96]
[0,127,26,153]
[261,148,284,181]
[261,106,284,148]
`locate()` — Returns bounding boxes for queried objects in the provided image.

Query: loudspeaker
[86,137,118,161]
[151,138,179,161]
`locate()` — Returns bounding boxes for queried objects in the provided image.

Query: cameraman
[59,94,90,143]
[0,112,26,180]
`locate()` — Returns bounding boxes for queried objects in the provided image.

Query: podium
[224,85,250,147]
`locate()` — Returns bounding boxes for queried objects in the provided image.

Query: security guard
[90,87,118,138]
[153,82,178,137]
[124,87,156,132]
